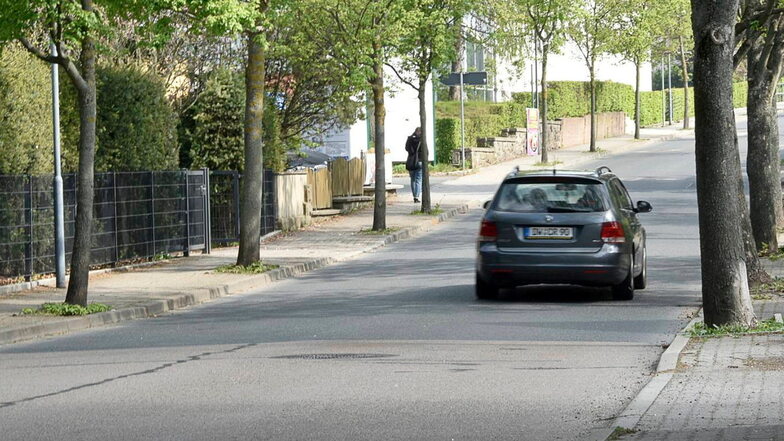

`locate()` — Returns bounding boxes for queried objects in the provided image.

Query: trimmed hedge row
[434,80,748,162]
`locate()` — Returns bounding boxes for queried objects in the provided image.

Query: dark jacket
[405,134,421,171]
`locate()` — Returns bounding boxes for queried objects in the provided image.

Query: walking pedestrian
[405,127,423,203]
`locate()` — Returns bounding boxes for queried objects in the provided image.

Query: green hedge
[639,90,664,127]
[60,65,178,172]
[180,68,287,172]
[0,45,54,174]
[435,80,749,162]
[435,118,460,164]
[733,81,748,109]
[511,81,634,120]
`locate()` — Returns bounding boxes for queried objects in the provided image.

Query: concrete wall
[275,171,311,231]
[559,112,626,148]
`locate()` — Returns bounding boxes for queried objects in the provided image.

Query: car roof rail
[595,166,612,176]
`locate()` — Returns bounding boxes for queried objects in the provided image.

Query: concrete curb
[0,204,472,346]
[597,311,703,439]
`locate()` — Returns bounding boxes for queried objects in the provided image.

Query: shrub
[733,81,748,109]
[435,118,460,164]
[512,80,745,127]
[0,44,53,175]
[60,65,179,172]
[181,68,287,172]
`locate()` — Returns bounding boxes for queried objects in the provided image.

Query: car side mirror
[635,200,652,213]
[483,200,492,210]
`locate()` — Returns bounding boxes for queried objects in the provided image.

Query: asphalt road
[0,133,707,441]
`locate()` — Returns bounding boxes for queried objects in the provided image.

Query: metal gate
[186,169,211,255]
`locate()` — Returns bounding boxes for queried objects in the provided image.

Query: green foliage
[512,81,634,119]
[411,204,444,215]
[358,227,401,235]
[435,118,461,164]
[60,65,178,172]
[511,80,743,128]
[0,44,53,175]
[435,101,528,156]
[181,68,245,171]
[22,302,111,316]
[607,427,638,441]
[182,68,287,172]
[751,278,784,299]
[733,81,748,109]
[690,318,784,337]
[262,99,286,172]
[638,89,665,126]
[215,261,279,274]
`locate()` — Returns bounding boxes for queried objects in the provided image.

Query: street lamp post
[51,43,66,288]
[667,52,673,125]
[459,71,466,170]
[661,58,666,126]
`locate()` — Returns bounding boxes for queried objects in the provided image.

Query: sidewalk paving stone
[618,263,784,440]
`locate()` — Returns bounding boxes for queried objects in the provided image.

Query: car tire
[476,273,499,300]
[612,259,635,301]
[634,246,647,290]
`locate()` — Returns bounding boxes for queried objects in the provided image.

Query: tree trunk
[691,0,755,327]
[371,57,386,231]
[64,5,97,307]
[740,185,774,286]
[680,36,691,129]
[634,59,641,140]
[418,81,431,213]
[449,29,464,101]
[746,78,783,252]
[540,44,549,164]
[237,30,266,266]
[589,63,597,152]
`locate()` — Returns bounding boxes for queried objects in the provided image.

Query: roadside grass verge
[689,318,784,338]
[410,203,445,216]
[534,160,564,167]
[393,163,465,174]
[22,302,111,316]
[751,278,784,300]
[607,426,638,440]
[215,262,279,274]
[358,227,401,235]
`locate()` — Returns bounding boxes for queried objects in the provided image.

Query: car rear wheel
[612,259,635,301]
[634,246,647,290]
[476,273,499,300]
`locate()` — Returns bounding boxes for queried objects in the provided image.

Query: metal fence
[0,170,211,284]
[208,170,276,245]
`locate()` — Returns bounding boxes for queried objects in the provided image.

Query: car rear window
[493,180,607,213]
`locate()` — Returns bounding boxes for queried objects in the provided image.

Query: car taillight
[601,221,626,244]
[479,220,498,242]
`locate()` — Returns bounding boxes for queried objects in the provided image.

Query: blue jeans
[409,166,422,199]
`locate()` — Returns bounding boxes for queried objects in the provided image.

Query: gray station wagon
[476,166,652,300]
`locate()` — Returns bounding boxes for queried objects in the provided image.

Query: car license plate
[524,226,574,240]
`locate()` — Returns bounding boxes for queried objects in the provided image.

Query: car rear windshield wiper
[546,206,595,213]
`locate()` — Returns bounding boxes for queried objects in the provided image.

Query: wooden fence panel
[331,157,366,197]
[307,168,332,209]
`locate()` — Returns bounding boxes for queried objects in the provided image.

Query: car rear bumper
[476,243,630,288]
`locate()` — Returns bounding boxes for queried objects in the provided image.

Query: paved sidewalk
[615,259,784,441]
[0,124,691,346]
